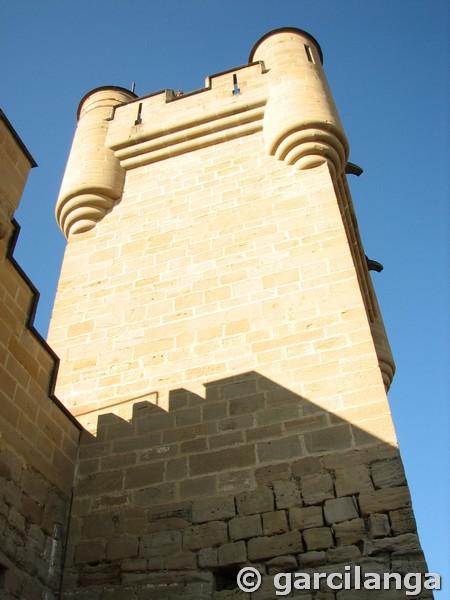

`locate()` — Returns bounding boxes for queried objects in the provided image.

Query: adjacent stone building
[1,28,434,599]
[0,111,82,599]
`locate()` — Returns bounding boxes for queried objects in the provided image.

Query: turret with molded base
[55,87,136,237]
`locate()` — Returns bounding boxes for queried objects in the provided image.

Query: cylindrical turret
[55,86,136,238]
[250,28,349,176]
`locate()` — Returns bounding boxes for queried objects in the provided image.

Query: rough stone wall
[62,374,429,599]
[0,115,82,599]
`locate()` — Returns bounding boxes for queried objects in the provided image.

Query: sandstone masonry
[0,28,432,599]
[0,112,82,600]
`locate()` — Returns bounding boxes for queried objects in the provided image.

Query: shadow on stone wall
[60,371,430,599]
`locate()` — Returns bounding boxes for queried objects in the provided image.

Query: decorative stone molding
[251,28,349,176]
[55,87,136,238]
[56,30,352,238]
[111,98,266,171]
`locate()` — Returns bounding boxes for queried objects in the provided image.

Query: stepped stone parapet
[0,112,82,600]
[55,87,136,237]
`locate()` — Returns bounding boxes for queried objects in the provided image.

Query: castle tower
[47,29,432,598]
[48,28,394,432]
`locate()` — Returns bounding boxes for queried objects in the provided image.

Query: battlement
[56,28,348,238]
[106,61,267,171]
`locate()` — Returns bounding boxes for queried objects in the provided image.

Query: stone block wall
[62,373,430,599]
[0,222,82,600]
[0,114,82,600]
[48,29,394,434]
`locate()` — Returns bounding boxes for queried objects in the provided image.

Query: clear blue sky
[2,0,449,591]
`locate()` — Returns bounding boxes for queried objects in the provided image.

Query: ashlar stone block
[198,547,218,568]
[8,508,25,533]
[121,558,147,572]
[228,514,262,541]
[189,445,255,476]
[371,458,406,489]
[82,512,116,538]
[251,575,281,600]
[291,456,322,478]
[332,518,367,546]
[358,487,410,516]
[140,530,182,558]
[368,513,390,539]
[289,505,324,530]
[324,496,359,525]
[390,549,429,578]
[257,435,303,463]
[236,486,274,516]
[389,507,417,535]
[334,465,374,496]
[368,533,420,554]
[273,480,301,509]
[255,463,291,485]
[303,527,333,551]
[192,495,236,524]
[183,521,228,551]
[262,510,288,535]
[247,530,302,561]
[301,473,334,506]
[218,541,247,566]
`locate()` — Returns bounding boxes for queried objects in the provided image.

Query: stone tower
[46,28,432,599]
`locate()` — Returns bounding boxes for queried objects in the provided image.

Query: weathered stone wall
[0,115,82,599]
[62,374,429,599]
